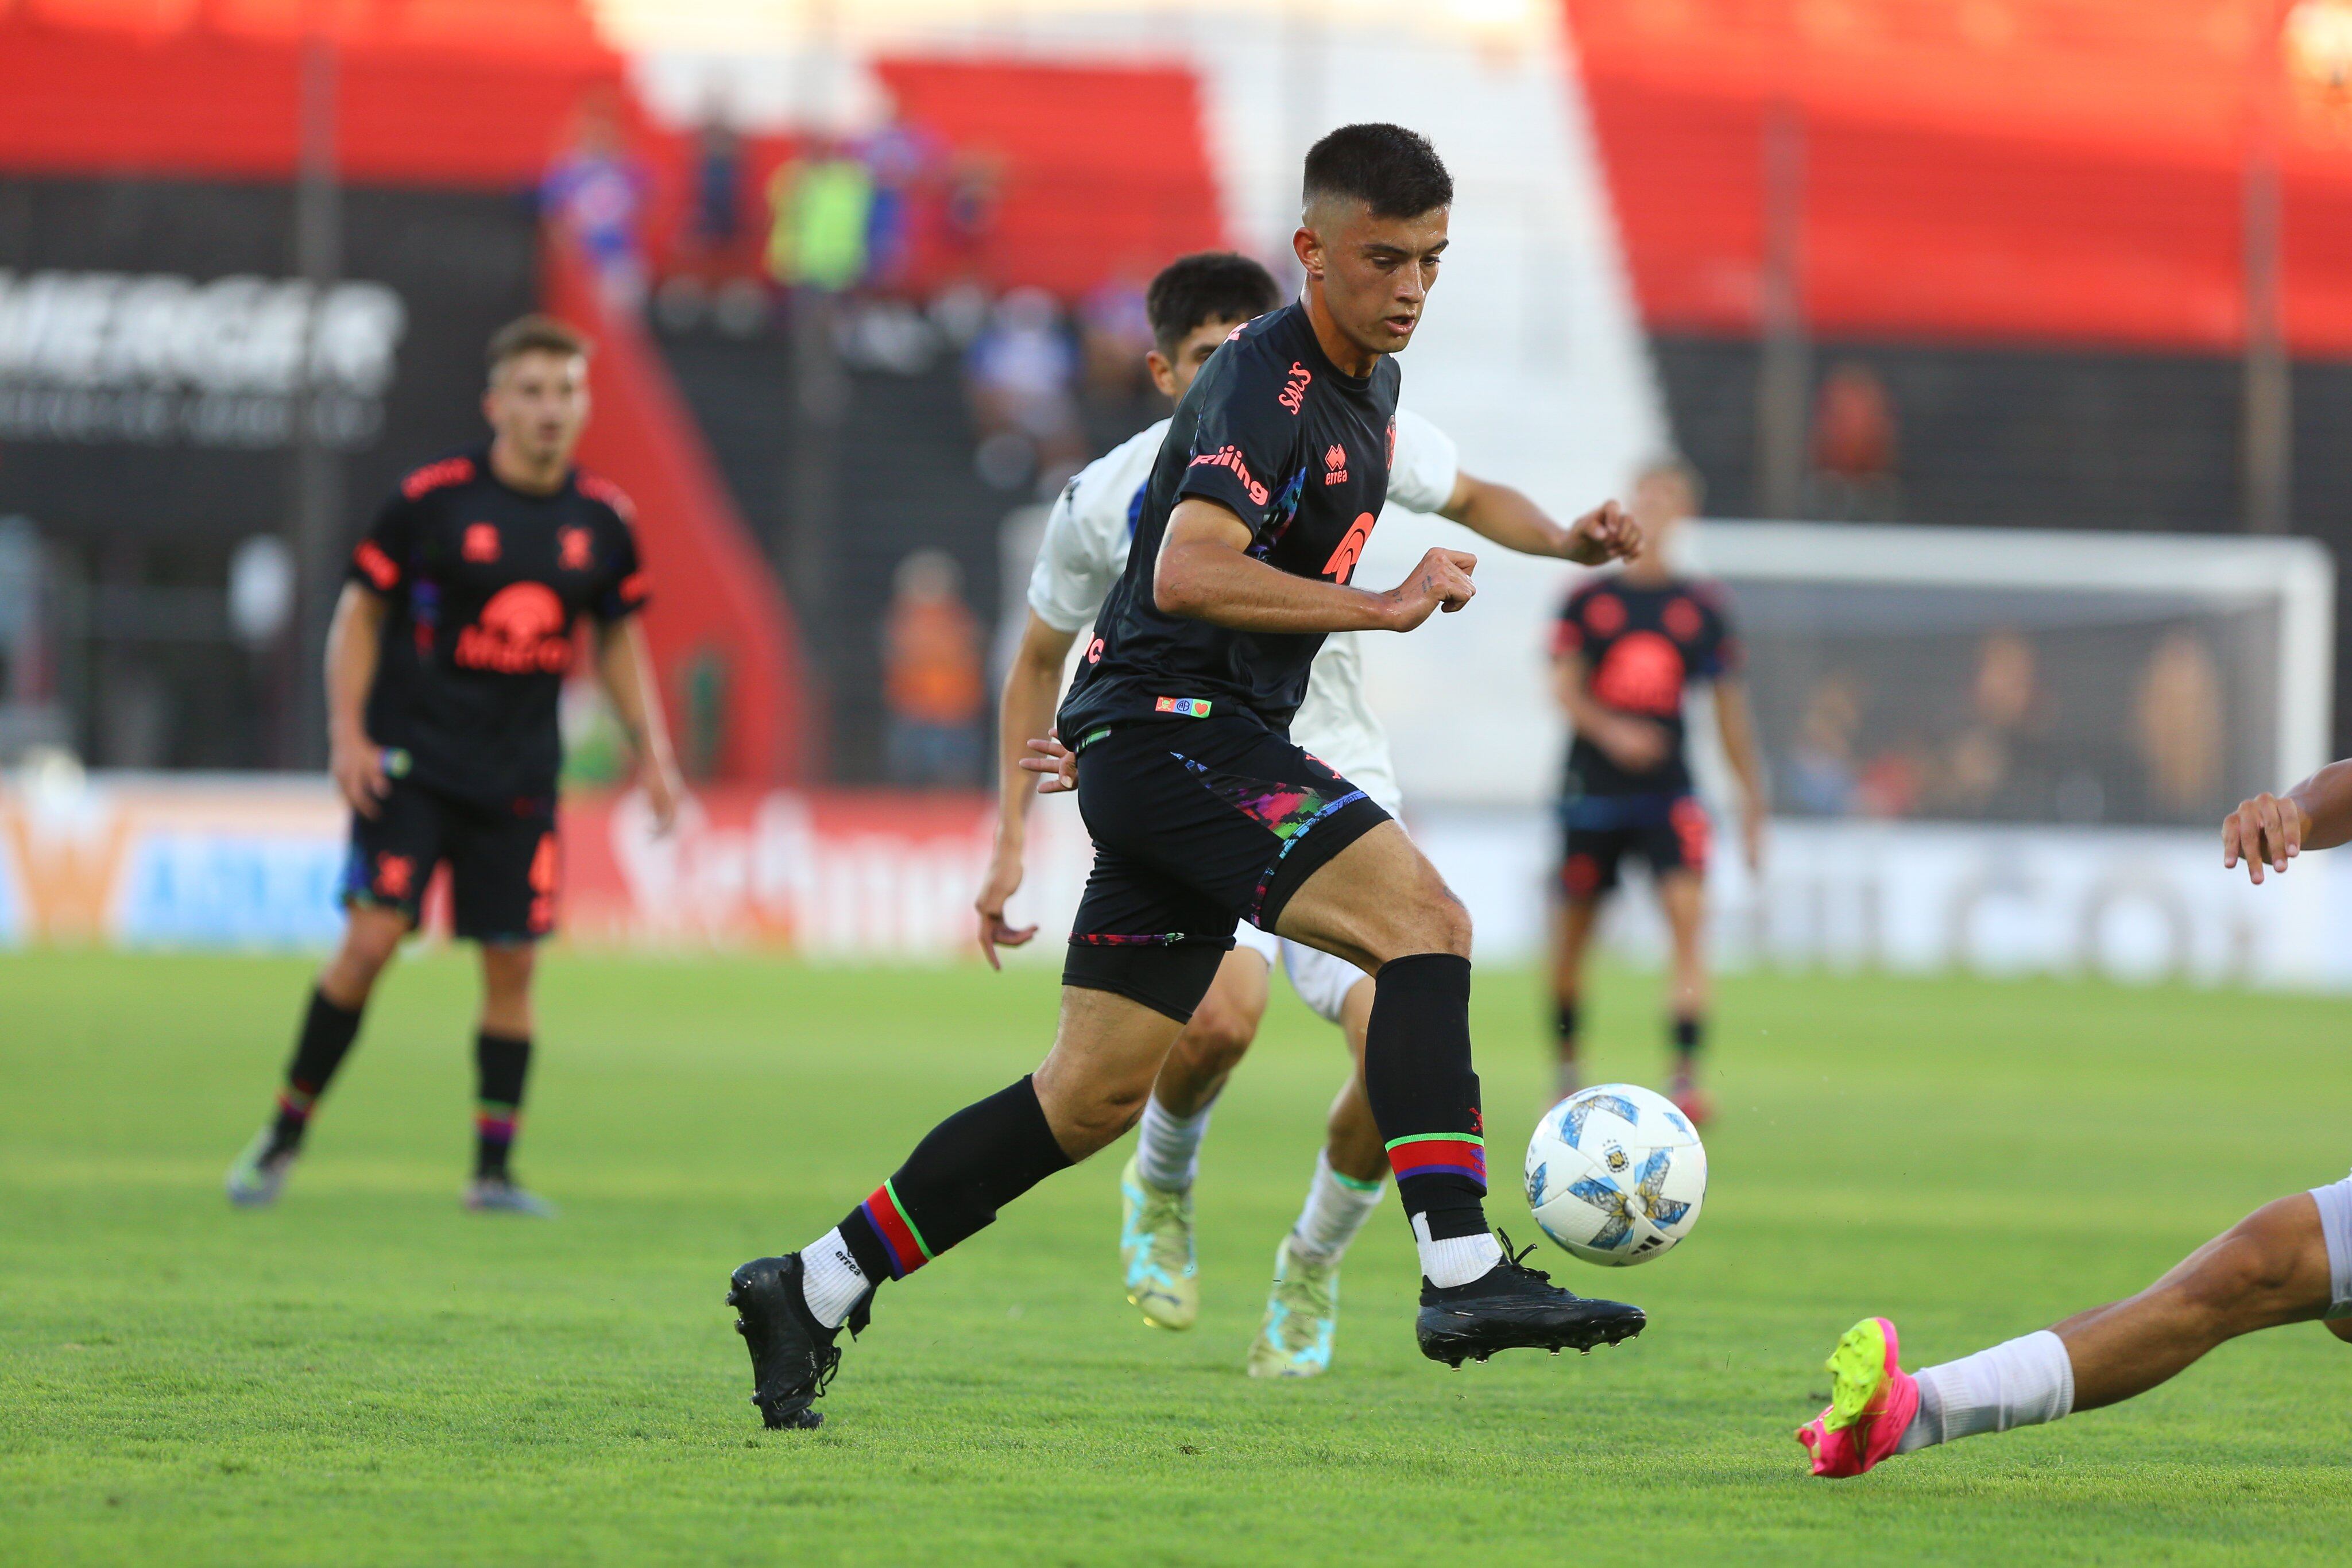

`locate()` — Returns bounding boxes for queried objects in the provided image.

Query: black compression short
[1061,716,1390,1023]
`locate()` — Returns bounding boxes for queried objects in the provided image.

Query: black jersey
[1057,300,1401,742]
[1553,575,1739,797]
[348,447,649,806]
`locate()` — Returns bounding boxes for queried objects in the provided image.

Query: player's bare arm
[1551,648,1668,772]
[978,610,1080,964]
[1440,474,1642,567]
[2225,757,2352,882]
[1712,673,1770,872]
[594,615,683,834]
[325,582,391,818]
[1155,497,1474,634]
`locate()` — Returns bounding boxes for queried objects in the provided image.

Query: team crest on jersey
[462,522,501,563]
[1323,443,1348,485]
[1154,696,1212,717]
[557,526,594,571]
[1278,360,1312,415]
[455,582,573,674]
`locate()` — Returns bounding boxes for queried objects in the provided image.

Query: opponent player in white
[975,250,1639,1376]
[1797,761,2352,1476]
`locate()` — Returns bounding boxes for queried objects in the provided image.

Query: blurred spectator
[860,119,935,294]
[767,141,874,293]
[691,105,745,259]
[943,150,1003,269]
[1928,629,2059,819]
[2135,628,2224,819]
[1783,672,1862,815]
[1809,360,1899,520]
[966,288,1084,493]
[883,550,985,788]
[1079,269,1154,401]
[541,91,650,312]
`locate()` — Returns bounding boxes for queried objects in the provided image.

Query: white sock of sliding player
[1133,1093,1212,1191]
[1287,1151,1384,1265]
[1897,1329,2075,1453]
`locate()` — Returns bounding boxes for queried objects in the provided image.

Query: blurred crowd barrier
[5,773,2350,992]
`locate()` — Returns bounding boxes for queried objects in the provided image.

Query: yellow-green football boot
[1119,1154,1198,1329]
[1246,1236,1340,1377]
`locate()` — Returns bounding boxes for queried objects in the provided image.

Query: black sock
[838,1075,1073,1281]
[1672,1015,1703,1067]
[474,1031,531,1180]
[270,988,363,1155]
[1363,953,1490,1242]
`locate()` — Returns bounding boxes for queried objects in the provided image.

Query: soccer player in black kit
[728,125,1647,1429]
[1548,459,1766,1124]
[226,315,682,1215]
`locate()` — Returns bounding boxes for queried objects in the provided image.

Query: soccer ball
[1523,1083,1707,1266]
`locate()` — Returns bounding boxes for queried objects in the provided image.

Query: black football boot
[728,1253,865,1429]
[1415,1232,1646,1367]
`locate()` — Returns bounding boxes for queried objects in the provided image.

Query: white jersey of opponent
[1026,407,1461,817]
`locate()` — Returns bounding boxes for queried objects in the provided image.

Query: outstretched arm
[2225,758,2352,882]
[1154,498,1476,634]
[1440,470,1641,566]
[595,616,683,834]
[977,610,1079,966]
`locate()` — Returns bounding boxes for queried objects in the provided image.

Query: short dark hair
[1144,252,1281,356]
[486,314,591,376]
[1302,123,1453,220]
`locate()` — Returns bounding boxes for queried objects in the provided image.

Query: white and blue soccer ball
[1523,1083,1707,1267]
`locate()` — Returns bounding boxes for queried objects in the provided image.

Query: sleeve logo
[1188,445,1269,507]
[353,539,400,590]
[1278,361,1312,415]
[1321,512,1377,584]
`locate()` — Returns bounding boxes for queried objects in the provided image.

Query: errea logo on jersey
[1323,443,1348,485]
[1154,696,1213,718]
[1188,445,1268,507]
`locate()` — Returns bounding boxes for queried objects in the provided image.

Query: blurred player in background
[1796,761,2352,1478]
[225,316,682,1216]
[1548,459,1766,1124]
[978,249,1642,1377]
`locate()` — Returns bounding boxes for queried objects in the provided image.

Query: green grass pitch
[5,948,2351,1565]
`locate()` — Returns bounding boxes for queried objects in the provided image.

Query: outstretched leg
[1800,1186,2344,1476]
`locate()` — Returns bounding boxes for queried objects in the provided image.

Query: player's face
[1297,199,1449,359]
[1144,315,1249,402]
[483,351,590,469]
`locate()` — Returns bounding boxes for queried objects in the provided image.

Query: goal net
[1682,521,2334,829]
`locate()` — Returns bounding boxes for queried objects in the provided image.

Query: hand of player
[1741,799,1766,874]
[974,838,1038,970]
[1563,500,1642,566]
[2223,790,2308,884]
[1378,548,1478,632]
[330,730,390,818]
[641,757,684,838]
[1598,715,1670,772]
[1018,730,1078,795]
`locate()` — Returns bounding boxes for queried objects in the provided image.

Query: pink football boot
[1796,1317,1920,1477]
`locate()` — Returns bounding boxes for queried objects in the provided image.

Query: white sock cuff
[1134,1093,1213,1192]
[1289,1150,1386,1264]
[1412,1211,1502,1289]
[1914,1327,2075,1447]
[798,1228,870,1330]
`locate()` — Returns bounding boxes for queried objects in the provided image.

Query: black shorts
[1062,717,1390,1023]
[1558,791,1709,901]
[341,776,560,943]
